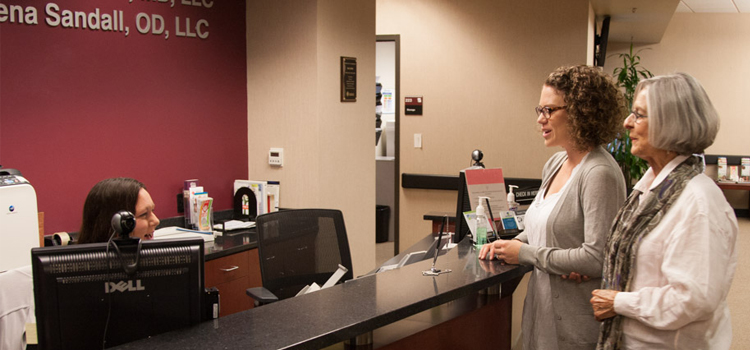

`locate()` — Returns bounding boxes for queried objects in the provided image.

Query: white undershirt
[522,158,582,350]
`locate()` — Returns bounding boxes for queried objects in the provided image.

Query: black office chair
[246,209,353,305]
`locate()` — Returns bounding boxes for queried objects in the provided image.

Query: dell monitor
[455,171,473,243]
[31,237,205,349]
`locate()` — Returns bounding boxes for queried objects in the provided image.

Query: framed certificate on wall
[341,56,357,102]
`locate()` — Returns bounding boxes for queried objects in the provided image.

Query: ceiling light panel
[680,0,738,12]
[734,0,750,12]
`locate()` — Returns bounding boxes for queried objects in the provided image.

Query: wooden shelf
[716,182,750,191]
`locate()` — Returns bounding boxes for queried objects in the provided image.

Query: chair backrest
[255,209,353,301]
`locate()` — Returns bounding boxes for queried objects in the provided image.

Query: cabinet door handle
[220,266,239,272]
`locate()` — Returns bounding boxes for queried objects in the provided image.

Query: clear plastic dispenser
[475,196,489,246]
[507,185,519,212]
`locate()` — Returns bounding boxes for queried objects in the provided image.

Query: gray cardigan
[516,146,626,349]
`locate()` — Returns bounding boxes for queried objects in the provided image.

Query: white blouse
[613,155,739,349]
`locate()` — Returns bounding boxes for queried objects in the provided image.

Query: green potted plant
[607,43,653,187]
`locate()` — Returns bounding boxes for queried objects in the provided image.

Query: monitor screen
[31,237,205,349]
[455,171,472,243]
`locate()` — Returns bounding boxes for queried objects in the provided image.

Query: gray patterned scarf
[597,155,702,350]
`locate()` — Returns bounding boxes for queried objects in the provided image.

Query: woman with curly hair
[480,65,626,349]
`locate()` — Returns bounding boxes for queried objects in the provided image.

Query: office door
[376,35,400,254]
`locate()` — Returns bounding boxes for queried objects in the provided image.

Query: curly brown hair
[545,65,625,151]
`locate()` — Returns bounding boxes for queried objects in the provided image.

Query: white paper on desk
[153,226,214,242]
[322,264,348,289]
[463,211,477,237]
[213,220,255,231]
[296,283,321,296]
[296,264,348,296]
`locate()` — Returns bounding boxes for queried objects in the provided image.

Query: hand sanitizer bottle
[475,197,489,246]
[507,185,519,213]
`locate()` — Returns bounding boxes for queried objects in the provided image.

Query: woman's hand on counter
[478,239,522,264]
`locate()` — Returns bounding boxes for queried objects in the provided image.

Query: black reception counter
[114,235,531,350]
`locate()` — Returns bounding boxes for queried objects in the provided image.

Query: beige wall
[603,13,750,156]
[603,13,750,208]
[377,1,592,345]
[245,3,748,347]
[246,0,377,276]
[376,0,591,253]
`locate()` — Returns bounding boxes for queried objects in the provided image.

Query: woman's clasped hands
[478,239,522,264]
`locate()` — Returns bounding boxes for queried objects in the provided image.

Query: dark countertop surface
[152,212,258,261]
[423,211,457,221]
[114,236,532,350]
[203,229,257,261]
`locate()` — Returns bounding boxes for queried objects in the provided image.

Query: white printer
[0,170,39,272]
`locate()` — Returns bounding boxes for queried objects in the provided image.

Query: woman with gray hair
[590,73,738,349]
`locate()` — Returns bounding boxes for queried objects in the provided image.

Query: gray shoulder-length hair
[635,72,719,155]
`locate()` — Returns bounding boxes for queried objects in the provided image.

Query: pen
[176,227,214,235]
[484,197,500,240]
[432,216,447,267]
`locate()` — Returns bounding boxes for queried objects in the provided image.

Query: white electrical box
[269,148,284,167]
[0,174,39,272]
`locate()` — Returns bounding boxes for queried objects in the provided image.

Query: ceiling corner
[591,0,680,44]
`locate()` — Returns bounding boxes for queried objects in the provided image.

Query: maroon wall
[0,1,248,233]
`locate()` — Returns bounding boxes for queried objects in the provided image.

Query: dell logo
[105,280,145,293]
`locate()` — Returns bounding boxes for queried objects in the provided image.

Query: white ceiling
[592,0,748,44]
[677,0,750,12]
[591,0,680,43]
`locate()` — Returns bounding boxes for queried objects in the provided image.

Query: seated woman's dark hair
[78,177,145,244]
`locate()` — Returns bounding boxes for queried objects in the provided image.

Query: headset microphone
[111,210,136,239]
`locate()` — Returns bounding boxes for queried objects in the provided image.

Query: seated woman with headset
[1,178,159,350]
[77,177,160,244]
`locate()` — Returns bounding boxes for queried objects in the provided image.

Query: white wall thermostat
[269,148,284,167]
